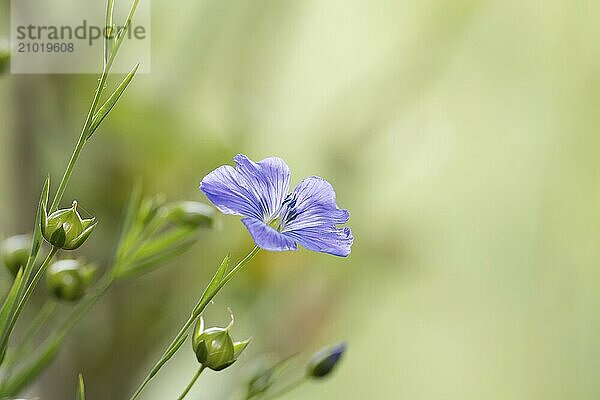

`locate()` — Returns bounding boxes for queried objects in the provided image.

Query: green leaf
[116,227,198,279]
[111,0,141,56]
[87,63,140,139]
[0,268,24,364]
[77,373,86,400]
[192,254,230,316]
[112,181,143,272]
[104,0,115,63]
[38,175,50,244]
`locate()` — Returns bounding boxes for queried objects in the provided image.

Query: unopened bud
[41,201,97,250]
[167,201,214,228]
[307,342,347,379]
[46,259,97,301]
[1,235,31,276]
[192,313,251,371]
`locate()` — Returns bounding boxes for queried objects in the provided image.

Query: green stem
[261,377,308,400]
[19,299,56,350]
[176,366,205,400]
[49,0,141,213]
[16,248,58,314]
[49,67,109,213]
[220,246,260,290]
[2,299,56,383]
[128,247,260,400]
[0,274,115,397]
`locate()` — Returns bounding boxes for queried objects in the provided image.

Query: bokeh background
[2,0,600,399]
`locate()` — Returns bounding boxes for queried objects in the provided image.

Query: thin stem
[60,273,114,338]
[261,377,308,400]
[176,366,205,400]
[191,245,260,317]
[49,68,108,212]
[2,300,56,383]
[14,248,58,328]
[0,272,116,397]
[19,300,56,349]
[50,0,141,213]
[128,247,260,400]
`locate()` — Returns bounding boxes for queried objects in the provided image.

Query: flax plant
[0,0,352,398]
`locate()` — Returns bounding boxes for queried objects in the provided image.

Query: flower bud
[1,235,31,276]
[192,314,251,371]
[41,201,97,250]
[46,259,97,301]
[307,342,347,379]
[166,201,214,228]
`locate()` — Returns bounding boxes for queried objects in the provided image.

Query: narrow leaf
[112,0,141,54]
[113,181,143,269]
[77,373,85,400]
[32,175,50,259]
[87,63,139,139]
[0,268,23,364]
[104,0,115,64]
[117,237,197,279]
[131,227,197,261]
[193,254,230,316]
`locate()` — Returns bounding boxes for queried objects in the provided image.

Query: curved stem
[176,366,205,400]
[128,247,260,400]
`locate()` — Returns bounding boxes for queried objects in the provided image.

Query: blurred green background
[2,0,600,399]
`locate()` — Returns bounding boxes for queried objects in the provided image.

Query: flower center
[269,193,299,232]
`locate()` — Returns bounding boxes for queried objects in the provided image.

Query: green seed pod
[41,201,97,250]
[1,235,31,276]
[192,314,251,371]
[166,201,214,228]
[46,259,97,302]
[307,342,347,379]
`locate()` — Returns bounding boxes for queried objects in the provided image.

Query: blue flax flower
[200,154,353,257]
